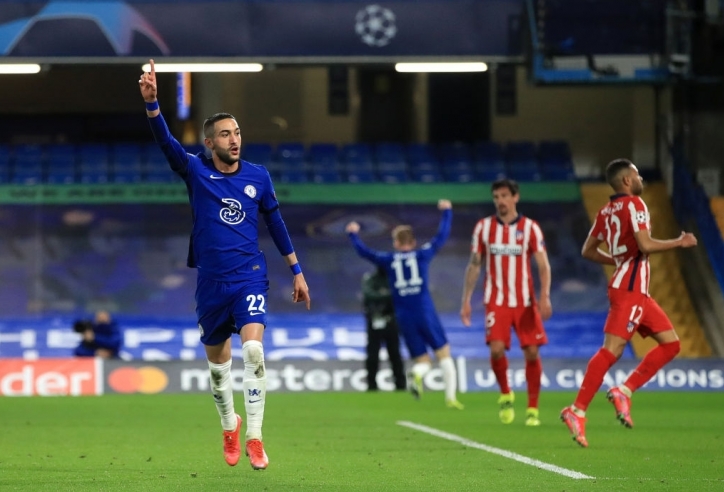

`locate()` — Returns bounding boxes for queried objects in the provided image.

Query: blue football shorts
[195,276,270,346]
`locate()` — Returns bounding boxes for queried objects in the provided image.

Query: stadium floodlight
[0,64,41,74]
[394,62,488,73]
[141,63,263,73]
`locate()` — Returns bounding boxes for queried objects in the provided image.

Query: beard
[496,204,508,215]
[632,181,644,196]
[215,148,239,166]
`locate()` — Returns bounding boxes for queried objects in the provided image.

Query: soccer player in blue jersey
[139,60,310,470]
[345,199,463,409]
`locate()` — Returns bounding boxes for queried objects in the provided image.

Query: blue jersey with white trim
[148,113,279,282]
[349,209,452,314]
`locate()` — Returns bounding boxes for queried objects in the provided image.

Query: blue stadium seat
[541,167,576,181]
[243,143,272,166]
[508,167,542,182]
[276,143,308,178]
[505,140,537,161]
[309,143,339,172]
[346,169,377,183]
[410,168,444,183]
[12,145,44,185]
[504,141,541,182]
[276,142,306,166]
[407,143,442,182]
[111,143,143,183]
[378,170,408,183]
[407,143,435,163]
[0,145,10,183]
[312,170,342,184]
[443,165,476,183]
[342,144,374,182]
[112,143,142,167]
[341,143,372,167]
[78,144,110,183]
[440,143,476,182]
[279,169,310,184]
[473,142,507,181]
[143,143,167,169]
[374,142,405,163]
[44,144,77,184]
[475,165,507,182]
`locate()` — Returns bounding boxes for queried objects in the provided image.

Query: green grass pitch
[1,391,723,491]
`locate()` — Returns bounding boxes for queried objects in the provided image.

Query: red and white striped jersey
[471,215,546,308]
[588,194,651,294]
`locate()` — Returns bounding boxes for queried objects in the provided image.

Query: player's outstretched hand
[538,295,553,321]
[292,273,311,310]
[438,199,452,210]
[679,231,697,248]
[139,59,157,102]
[346,221,360,234]
[460,301,472,327]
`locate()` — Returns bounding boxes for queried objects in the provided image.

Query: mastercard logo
[107,366,169,394]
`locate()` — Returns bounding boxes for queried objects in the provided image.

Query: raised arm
[138,59,189,174]
[428,199,453,252]
[346,221,386,265]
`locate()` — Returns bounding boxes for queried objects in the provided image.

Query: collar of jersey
[609,192,629,201]
[496,214,521,226]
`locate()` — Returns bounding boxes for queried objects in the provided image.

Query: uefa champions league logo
[355,4,397,47]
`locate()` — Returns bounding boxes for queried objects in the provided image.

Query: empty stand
[111,143,143,183]
[0,139,581,185]
[78,144,110,184]
[45,144,77,184]
[12,144,44,185]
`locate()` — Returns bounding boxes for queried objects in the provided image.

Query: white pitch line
[397,421,594,480]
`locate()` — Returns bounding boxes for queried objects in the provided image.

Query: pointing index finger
[150,59,155,77]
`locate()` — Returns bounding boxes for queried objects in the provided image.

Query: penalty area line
[397,420,594,480]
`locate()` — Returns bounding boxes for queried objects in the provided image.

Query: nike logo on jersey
[248,399,262,404]
[209,175,224,179]
[249,312,263,316]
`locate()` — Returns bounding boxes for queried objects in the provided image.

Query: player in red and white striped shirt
[461,179,552,427]
[561,158,697,448]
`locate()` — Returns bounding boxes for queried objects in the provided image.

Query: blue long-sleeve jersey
[348,209,452,314]
[147,112,293,282]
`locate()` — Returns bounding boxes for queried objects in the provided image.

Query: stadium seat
[472,141,507,181]
[312,170,342,183]
[243,143,272,166]
[505,141,538,171]
[276,142,306,166]
[111,143,143,183]
[44,144,77,184]
[10,145,43,185]
[508,166,542,182]
[346,169,377,183]
[279,169,310,183]
[443,165,476,183]
[309,143,340,172]
[341,143,372,167]
[378,168,408,183]
[541,166,576,181]
[410,163,444,183]
[374,142,405,163]
[78,144,110,183]
[440,143,476,182]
